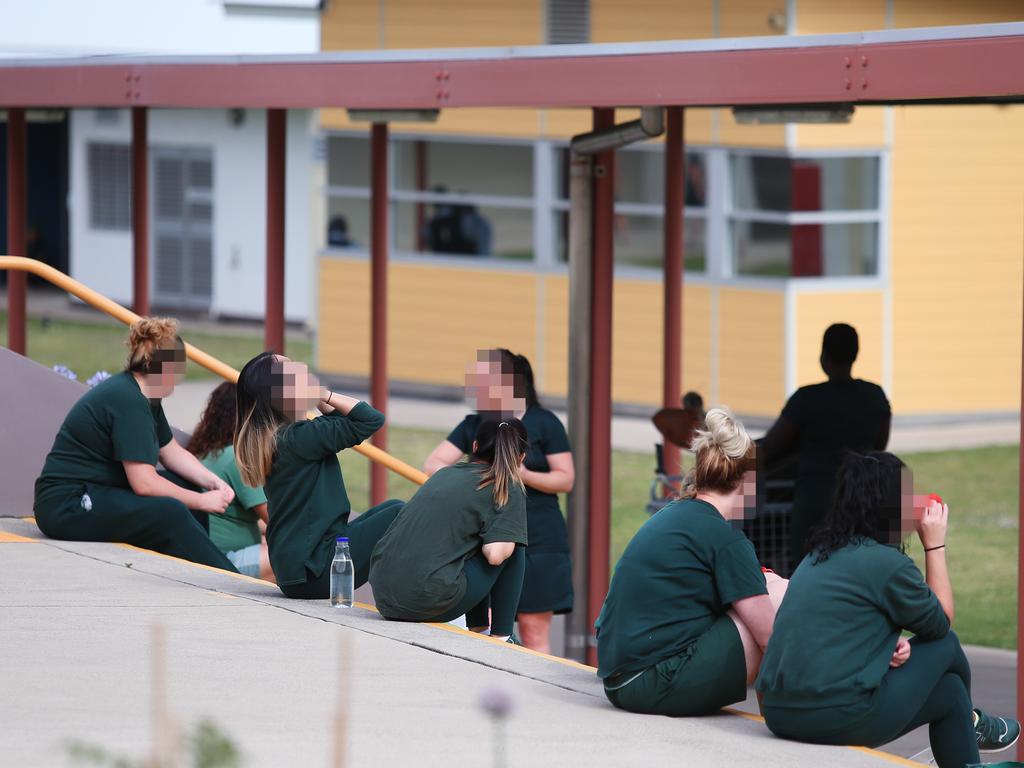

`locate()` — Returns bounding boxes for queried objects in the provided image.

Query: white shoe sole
[979,725,1020,753]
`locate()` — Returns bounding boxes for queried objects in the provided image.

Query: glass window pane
[555,147,707,207]
[731,221,878,277]
[731,155,879,211]
[554,212,706,272]
[395,201,533,260]
[326,197,369,249]
[395,140,532,197]
[327,136,370,188]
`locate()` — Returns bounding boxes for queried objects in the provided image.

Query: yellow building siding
[592,0,712,42]
[889,105,1024,414]
[893,0,1024,27]
[719,0,786,37]
[717,287,786,415]
[794,291,885,388]
[319,258,372,375]
[795,106,887,150]
[539,274,570,397]
[795,0,887,34]
[682,283,714,400]
[321,0,380,51]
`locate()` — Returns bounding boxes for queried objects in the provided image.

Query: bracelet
[326,391,334,406]
[924,545,945,552]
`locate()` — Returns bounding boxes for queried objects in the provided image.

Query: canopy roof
[0,22,1022,109]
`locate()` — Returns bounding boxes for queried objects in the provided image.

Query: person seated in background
[234,352,403,599]
[596,408,787,717]
[756,452,1020,768]
[370,419,529,643]
[682,391,706,428]
[187,382,274,581]
[33,317,237,572]
[327,215,358,249]
[762,323,891,565]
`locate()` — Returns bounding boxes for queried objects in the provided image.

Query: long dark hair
[501,349,541,409]
[187,381,237,459]
[234,352,289,487]
[806,451,907,562]
[471,418,528,508]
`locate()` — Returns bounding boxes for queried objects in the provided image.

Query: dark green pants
[435,546,526,637]
[279,499,404,599]
[34,474,237,573]
[604,614,747,717]
[764,632,978,768]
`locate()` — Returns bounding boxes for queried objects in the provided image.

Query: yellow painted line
[849,747,929,767]
[0,531,39,543]
[21,516,36,524]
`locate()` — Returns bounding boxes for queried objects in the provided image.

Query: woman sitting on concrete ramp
[369,419,529,643]
[234,352,403,599]
[596,407,787,716]
[34,317,238,572]
[756,452,1019,768]
[187,382,274,581]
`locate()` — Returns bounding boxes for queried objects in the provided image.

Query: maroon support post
[587,107,616,666]
[414,140,427,252]
[265,109,286,354]
[662,107,685,477]
[6,107,27,354]
[369,123,389,506]
[131,107,150,316]
[1018,228,1024,760]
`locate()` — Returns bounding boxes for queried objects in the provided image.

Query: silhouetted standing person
[762,324,891,567]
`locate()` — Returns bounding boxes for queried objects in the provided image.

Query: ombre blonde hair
[682,406,756,498]
[472,418,529,508]
[126,317,184,374]
[234,352,288,488]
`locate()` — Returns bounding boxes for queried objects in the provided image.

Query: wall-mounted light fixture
[733,104,854,124]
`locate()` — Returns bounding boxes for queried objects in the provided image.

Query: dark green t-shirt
[755,539,949,713]
[447,406,571,552]
[782,379,891,480]
[35,371,174,506]
[595,498,767,679]
[264,402,384,587]
[369,461,529,621]
[201,445,267,554]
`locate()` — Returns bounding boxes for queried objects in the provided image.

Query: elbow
[484,552,504,566]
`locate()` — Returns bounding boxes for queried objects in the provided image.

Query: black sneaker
[505,633,523,646]
[975,708,1021,753]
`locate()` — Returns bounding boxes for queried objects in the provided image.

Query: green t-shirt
[755,539,949,714]
[447,406,572,552]
[200,445,267,554]
[595,498,767,679]
[35,371,174,507]
[264,402,384,587]
[369,461,529,621]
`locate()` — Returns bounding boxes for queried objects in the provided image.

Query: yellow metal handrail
[0,256,428,486]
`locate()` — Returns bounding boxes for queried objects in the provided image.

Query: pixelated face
[735,470,758,522]
[270,357,319,419]
[141,344,187,399]
[464,350,526,418]
[899,467,922,541]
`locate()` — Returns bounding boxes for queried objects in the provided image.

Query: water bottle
[330,536,354,608]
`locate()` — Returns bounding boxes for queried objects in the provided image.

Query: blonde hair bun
[691,406,751,460]
[126,316,182,372]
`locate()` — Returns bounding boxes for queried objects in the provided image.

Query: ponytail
[234,352,288,487]
[472,418,528,508]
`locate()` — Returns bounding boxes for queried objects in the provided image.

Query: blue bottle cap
[336,536,349,542]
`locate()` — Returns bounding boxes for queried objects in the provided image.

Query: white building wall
[70,107,320,324]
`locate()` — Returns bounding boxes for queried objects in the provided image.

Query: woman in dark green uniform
[423,349,574,654]
[371,419,529,641]
[756,452,1020,768]
[34,318,237,571]
[234,352,404,599]
[596,408,787,716]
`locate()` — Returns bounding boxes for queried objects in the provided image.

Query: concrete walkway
[1,516,933,768]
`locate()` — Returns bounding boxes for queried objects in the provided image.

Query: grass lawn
[3,314,1018,648]
[341,428,1020,650]
[0,310,313,381]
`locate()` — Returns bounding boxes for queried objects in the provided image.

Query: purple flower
[87,371,112,388]
[479,687,514,719]
[52,365,78,381]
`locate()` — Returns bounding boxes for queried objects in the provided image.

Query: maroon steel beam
[0,33,1022,109]
[265,109,286,354]
[369,122,389,507]
[587,107,615,667]
[6,108,26,354]
[131,107,150,316]
[662,107,685,479]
